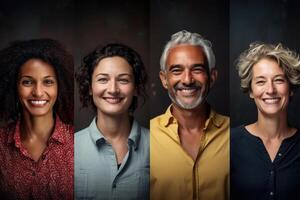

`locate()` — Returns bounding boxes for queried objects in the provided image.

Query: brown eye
[274,79,285,83]
[97,78,108,84]
[170,68,182,75]
[44,79,55,86]
[118,79,130,84]
[193,67,205,74]
[21,79,33,86]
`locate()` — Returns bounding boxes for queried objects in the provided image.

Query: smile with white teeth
[103,97,123,104]
[29,100,48,106]
[177,88,198,96]
[263,97,280,104]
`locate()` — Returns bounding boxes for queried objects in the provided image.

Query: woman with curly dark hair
[0,39,74,200]
[75,43,149,200]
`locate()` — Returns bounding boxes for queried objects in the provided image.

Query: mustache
[174,82,202,90]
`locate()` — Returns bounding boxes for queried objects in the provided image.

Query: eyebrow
[20,75,56,79]
[253,74,285,79]
[95,73,133,77]
[168,63,206,70]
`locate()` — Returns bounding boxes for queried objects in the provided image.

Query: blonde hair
[236,42,300,93]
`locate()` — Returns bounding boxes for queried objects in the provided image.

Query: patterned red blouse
[0,117,74,200]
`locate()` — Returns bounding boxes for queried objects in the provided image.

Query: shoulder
[61,123,74,135]
[213,111,230,125]
[0,123,15,142]
[230,126,246,141]
[139,123,149,135]
[75,126,90,141]
[140,125,149,139]
[134,121,149,145]
[56,116,74,136]
[150,113,167,128]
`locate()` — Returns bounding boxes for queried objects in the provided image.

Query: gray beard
[167,89,207,110]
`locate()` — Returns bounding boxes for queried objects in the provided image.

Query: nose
[266,81,276,94]
[182,70,194,85]
[108,79,119,94]
[32,82,43,97]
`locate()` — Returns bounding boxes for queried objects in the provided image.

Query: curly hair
[160,30,215,72]
[0,39,74,124]
[76,43,147,112]
[236,42,300,93]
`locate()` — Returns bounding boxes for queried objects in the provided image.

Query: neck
[171,102,209,130]
[20,111,55,142]
[96,111,131,140]
[254,110,293,139]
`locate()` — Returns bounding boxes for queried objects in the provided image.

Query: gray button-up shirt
[75,118,149,200]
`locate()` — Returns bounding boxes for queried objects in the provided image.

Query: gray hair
[236,42,300,93]
[160,30,216,72]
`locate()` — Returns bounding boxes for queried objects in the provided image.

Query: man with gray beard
[150,30,229,200]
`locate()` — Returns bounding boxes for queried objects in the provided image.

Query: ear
[159,70,168,89]
[209,68,218,88]
[249,91,254,99]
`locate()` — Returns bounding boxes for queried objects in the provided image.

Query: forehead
[19,58,55,76]
[166,45,206,67]
[252,58,285,78]
[93,56,133,75]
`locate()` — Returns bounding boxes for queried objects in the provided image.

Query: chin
[99,108,129,117]
[26,111,52,117]
[259,109,284,117]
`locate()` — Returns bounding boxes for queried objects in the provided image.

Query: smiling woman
[75,43,149,200]
[0,39,74,199]
[231,43,300,200]
[18,59,58,119]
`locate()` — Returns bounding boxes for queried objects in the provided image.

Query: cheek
[122,85,135,96]
[249,84,262,98]
[90,83,105,96]
[194,74,209,84]
[17,86,30,99]
[167,77,180,88]
[279,85,290,96]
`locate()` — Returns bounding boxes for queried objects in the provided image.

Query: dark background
[230,0,300,127]
[0,0,230,131]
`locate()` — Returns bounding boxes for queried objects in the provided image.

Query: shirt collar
[203,109,225,130]
[89,117,141,151]
[162,104,225,130]
[7,115,68,145]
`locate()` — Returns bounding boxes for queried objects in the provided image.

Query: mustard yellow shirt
[150,105,229,200]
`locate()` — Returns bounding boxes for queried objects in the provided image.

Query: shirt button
[270,192,274,196]
[278,153,282,156]
[270,170,274,175]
